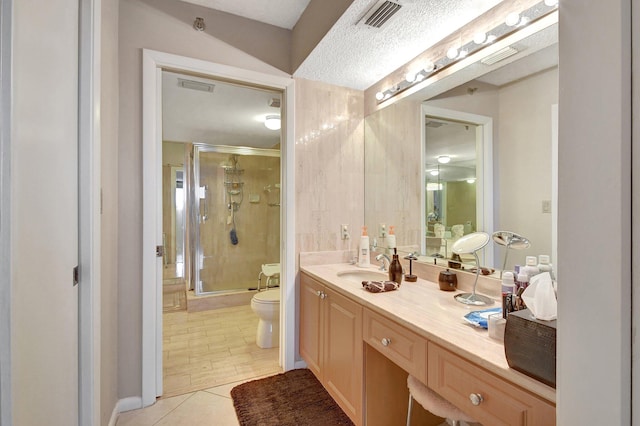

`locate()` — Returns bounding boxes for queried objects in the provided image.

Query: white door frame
[141,49,296,406]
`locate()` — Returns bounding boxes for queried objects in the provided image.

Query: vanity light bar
[375,0,558,104]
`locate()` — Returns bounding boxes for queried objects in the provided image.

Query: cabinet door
[299,274,324,378]
[324,288,363,424]
[428,342,556,426]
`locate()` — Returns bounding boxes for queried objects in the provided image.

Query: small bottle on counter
[537,254,555,280]
[501,271,516,294]
[387,225,397,250]
[358,226,370,267]
[515,272,530,292]
[388,248,404,286]
[521,256,540,278]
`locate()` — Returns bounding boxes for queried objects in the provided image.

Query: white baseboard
[108,396,144,425]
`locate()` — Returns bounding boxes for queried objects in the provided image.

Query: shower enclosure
[187,143,281,295]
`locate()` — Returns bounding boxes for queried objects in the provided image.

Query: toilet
[251,288,280,348]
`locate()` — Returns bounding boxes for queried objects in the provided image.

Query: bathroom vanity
[299,263,556,426]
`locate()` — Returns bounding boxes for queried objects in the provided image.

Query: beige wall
[101,0,120,424]
[294,78,365,257]
[364,99,422,250]
[118,0,290,398]
[558,0,631,422]
[425,71,557,267]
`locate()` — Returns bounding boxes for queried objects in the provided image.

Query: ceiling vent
[177,78,214,93]
[481,46,520,66]
[358,0,402,29]
[268,98,281,108]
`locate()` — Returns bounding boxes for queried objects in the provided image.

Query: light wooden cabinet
[300,273,363,425]
[363,308,426,383]
[427,342,556,426]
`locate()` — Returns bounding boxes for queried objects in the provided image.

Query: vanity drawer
[427,342,555,426]
[363,309,426,382]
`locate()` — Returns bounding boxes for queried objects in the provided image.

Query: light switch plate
[542,200,551,213]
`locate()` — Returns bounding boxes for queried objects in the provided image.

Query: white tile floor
[116,377,265,425]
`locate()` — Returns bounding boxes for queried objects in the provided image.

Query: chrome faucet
[375,253,390,271]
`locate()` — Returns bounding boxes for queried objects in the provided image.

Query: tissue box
[504,309,556,388]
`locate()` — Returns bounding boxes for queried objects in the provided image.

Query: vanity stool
[406,375,476,426]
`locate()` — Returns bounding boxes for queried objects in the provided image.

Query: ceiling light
[438,155,451,164]
[473,32,487,44]
[446,47,459,59]
[467,178,476,184]
[264,115,281,130]
[423,61,435,73]
[505,12,521,27]
[430,170,439,176]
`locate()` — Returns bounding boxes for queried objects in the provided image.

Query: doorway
[142,49,296,406]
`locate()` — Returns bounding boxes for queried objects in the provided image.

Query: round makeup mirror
[451,232,493,306]
[492,231,531,279]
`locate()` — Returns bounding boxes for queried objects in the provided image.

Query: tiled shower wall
[199,151,280,292]
[294,79,365,262]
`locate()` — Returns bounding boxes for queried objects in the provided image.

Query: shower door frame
[190,143,281,296]
[142,49,297,407]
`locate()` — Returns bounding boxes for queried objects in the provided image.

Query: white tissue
[521,272,557,321]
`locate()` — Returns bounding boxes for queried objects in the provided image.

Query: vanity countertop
[300,262,556,404]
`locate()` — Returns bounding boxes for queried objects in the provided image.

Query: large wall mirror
[364,14,558,276]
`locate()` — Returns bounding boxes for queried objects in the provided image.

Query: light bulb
[405,72,416,83]
[375,91,385,101]
[415,73,425,82]
[423,61,435,73]
[458,50,468,59]
[446,47,459,59]
[438,155,451,164]
[544,0,558,6]
[473,32,487,45]
[430,170,439,176]
[505,12,520,26]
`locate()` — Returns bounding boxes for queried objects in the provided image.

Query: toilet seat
[252,289,280,304]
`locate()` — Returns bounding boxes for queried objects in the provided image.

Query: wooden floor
[162,304,281,398]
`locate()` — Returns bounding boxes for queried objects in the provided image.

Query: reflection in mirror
[364,18,558,277]
[422,108,493,268]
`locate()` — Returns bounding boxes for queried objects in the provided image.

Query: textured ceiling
[162,1,558,146]
[293,0,503,90]
[178,0,311,29]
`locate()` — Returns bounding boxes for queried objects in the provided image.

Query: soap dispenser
[358,226,370,267]
[388,248,403,286]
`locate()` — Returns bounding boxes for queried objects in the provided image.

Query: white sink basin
[337,269,388,283]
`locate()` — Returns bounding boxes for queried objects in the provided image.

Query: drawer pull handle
[381,338,391,347]
[316,290,322,297]
[319,292,327,300]
[469,393,484,406]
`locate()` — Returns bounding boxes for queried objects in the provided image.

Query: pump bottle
[358,227,370,267]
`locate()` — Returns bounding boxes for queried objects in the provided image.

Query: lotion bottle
[537,255,555,280]
[358,226,370,267]
[387,225,397,250]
